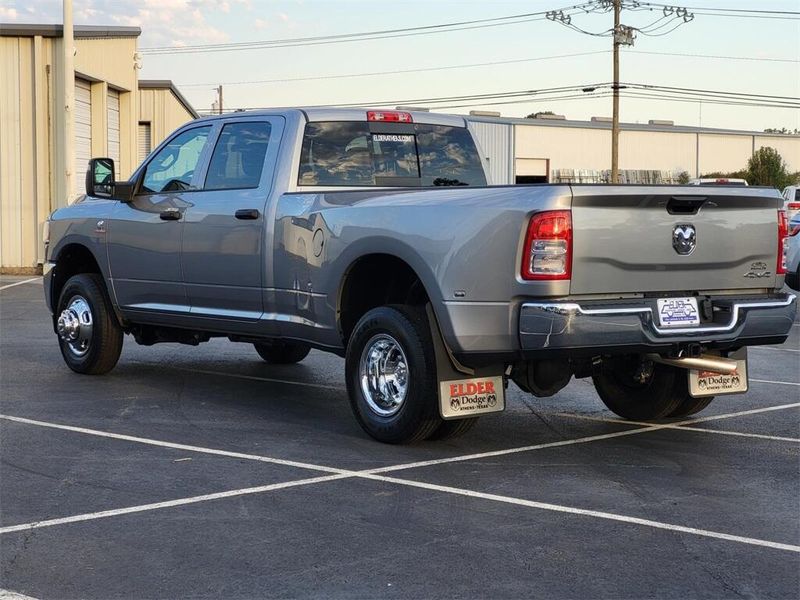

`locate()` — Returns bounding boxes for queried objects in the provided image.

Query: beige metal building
[0,24,197,273]
[468,115,800,185]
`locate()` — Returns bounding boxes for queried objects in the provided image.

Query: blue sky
[4,0,799,130]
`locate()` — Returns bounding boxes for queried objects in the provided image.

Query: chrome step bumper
[519,293,796,351]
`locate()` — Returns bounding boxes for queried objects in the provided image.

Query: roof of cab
[194,107,467,127]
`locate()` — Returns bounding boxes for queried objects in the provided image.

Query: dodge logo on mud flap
[439,376,505,419]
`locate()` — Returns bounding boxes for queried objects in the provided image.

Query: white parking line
[750,346,799,353]
[750,378,800,387]
[131,363,347,392]
[0,474,350,535]
[556,412,800,444]
[0,277,40,292]
[360,473,800,553]
[0,414,348,475]
[0,589,39,600]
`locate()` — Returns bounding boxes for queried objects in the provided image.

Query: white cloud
[0,7,19,19]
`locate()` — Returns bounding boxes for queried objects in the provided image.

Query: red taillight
[367,110,413,123]
[521,210,572,280]
[777,209,789,274]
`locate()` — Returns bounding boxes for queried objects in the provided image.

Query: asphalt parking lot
[1,275,798,599]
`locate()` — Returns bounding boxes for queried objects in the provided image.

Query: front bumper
[519,293,797,353]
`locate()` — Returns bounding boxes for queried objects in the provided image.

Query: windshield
[298,121,487,187]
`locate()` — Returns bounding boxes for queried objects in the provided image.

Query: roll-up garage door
[107,89,121,168]
[74,79,92,195]
[138,122,151,164]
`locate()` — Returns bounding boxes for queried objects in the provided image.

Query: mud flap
[425,305,506,420]
[689,347,749,397]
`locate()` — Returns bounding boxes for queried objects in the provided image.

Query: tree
[763,127,800,135]
[677,171,690,184]
[746,147,792,189]
[526,111,556,119]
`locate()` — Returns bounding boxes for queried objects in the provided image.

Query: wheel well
[338,254,430,344]
[51,244,103,310]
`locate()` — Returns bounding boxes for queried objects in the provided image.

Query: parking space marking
[359,473,800,553]
[0,277,40,292]
[751,346,799,353]
[0,414,349,475]
[3,405,800,553]
[750,378,799,387]
[555,413,800,443]
[0,590,39,600]
[130,362,347,391]
[0,474,350,535]
[371,402,800,473]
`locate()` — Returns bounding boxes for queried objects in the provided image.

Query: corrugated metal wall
[1,33,139,271]
[467,120,514,185]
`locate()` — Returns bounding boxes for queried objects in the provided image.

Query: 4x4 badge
[672,224,696,255]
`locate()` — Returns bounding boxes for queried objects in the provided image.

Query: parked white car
[688,178,748,186]
[786,214,800,291]
[782,185,800,221]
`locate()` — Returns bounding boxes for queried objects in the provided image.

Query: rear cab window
[298,121,487,188]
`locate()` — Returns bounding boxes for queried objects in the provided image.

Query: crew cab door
[181,117,284,321]
[108,124,214,313]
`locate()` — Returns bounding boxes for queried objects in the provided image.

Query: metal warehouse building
[0,24,197,273]
[467,114,800,185]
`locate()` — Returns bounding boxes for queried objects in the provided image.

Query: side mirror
[86,157,114,198]
[85,158,133,202]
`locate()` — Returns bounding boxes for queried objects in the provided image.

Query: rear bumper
[519,293,797,353]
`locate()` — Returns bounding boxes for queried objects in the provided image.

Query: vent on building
[469,110,502,117]
[648,119,674,126]
[138,122,151,164]
[536,114,566,120]
[591,116,612,122]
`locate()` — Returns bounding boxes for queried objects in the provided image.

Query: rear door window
[298,122,486,187]
[204,121,272,190]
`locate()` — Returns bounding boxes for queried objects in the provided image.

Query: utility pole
[611,0,620,184]
[548,1,693,184]
[63,0,75,203]
[217,85,223,114]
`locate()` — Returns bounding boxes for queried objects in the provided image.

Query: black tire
[665,374,715,418]
[592,356,684,421]
[253,341,311,364]
[345,305,440,444]
[427,417,479,441]
[56,273,123,375]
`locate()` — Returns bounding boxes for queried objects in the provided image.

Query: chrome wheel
[359,334,409,417]
[57,295,93,357]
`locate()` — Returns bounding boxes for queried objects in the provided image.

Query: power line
[636,3,800,16]
[139,2,596,54]
[195,82,800,114]
[177,49,797,90]
[178,51,608,87]
[627,50,798,63]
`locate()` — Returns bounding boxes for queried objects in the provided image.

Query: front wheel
[56,273,123,374]
[592,356,686,421]
[345,305,441,444]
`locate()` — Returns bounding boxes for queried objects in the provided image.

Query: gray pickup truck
[44,108,797,443]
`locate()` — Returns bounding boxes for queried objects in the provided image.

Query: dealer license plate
[657,297,700,327]
[439,376,505,419]
[689,358,748,397]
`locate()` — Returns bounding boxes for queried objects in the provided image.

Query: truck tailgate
[570,186,783,295]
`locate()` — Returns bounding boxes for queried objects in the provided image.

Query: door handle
[235,209,260,220]
[159,208,182,221]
